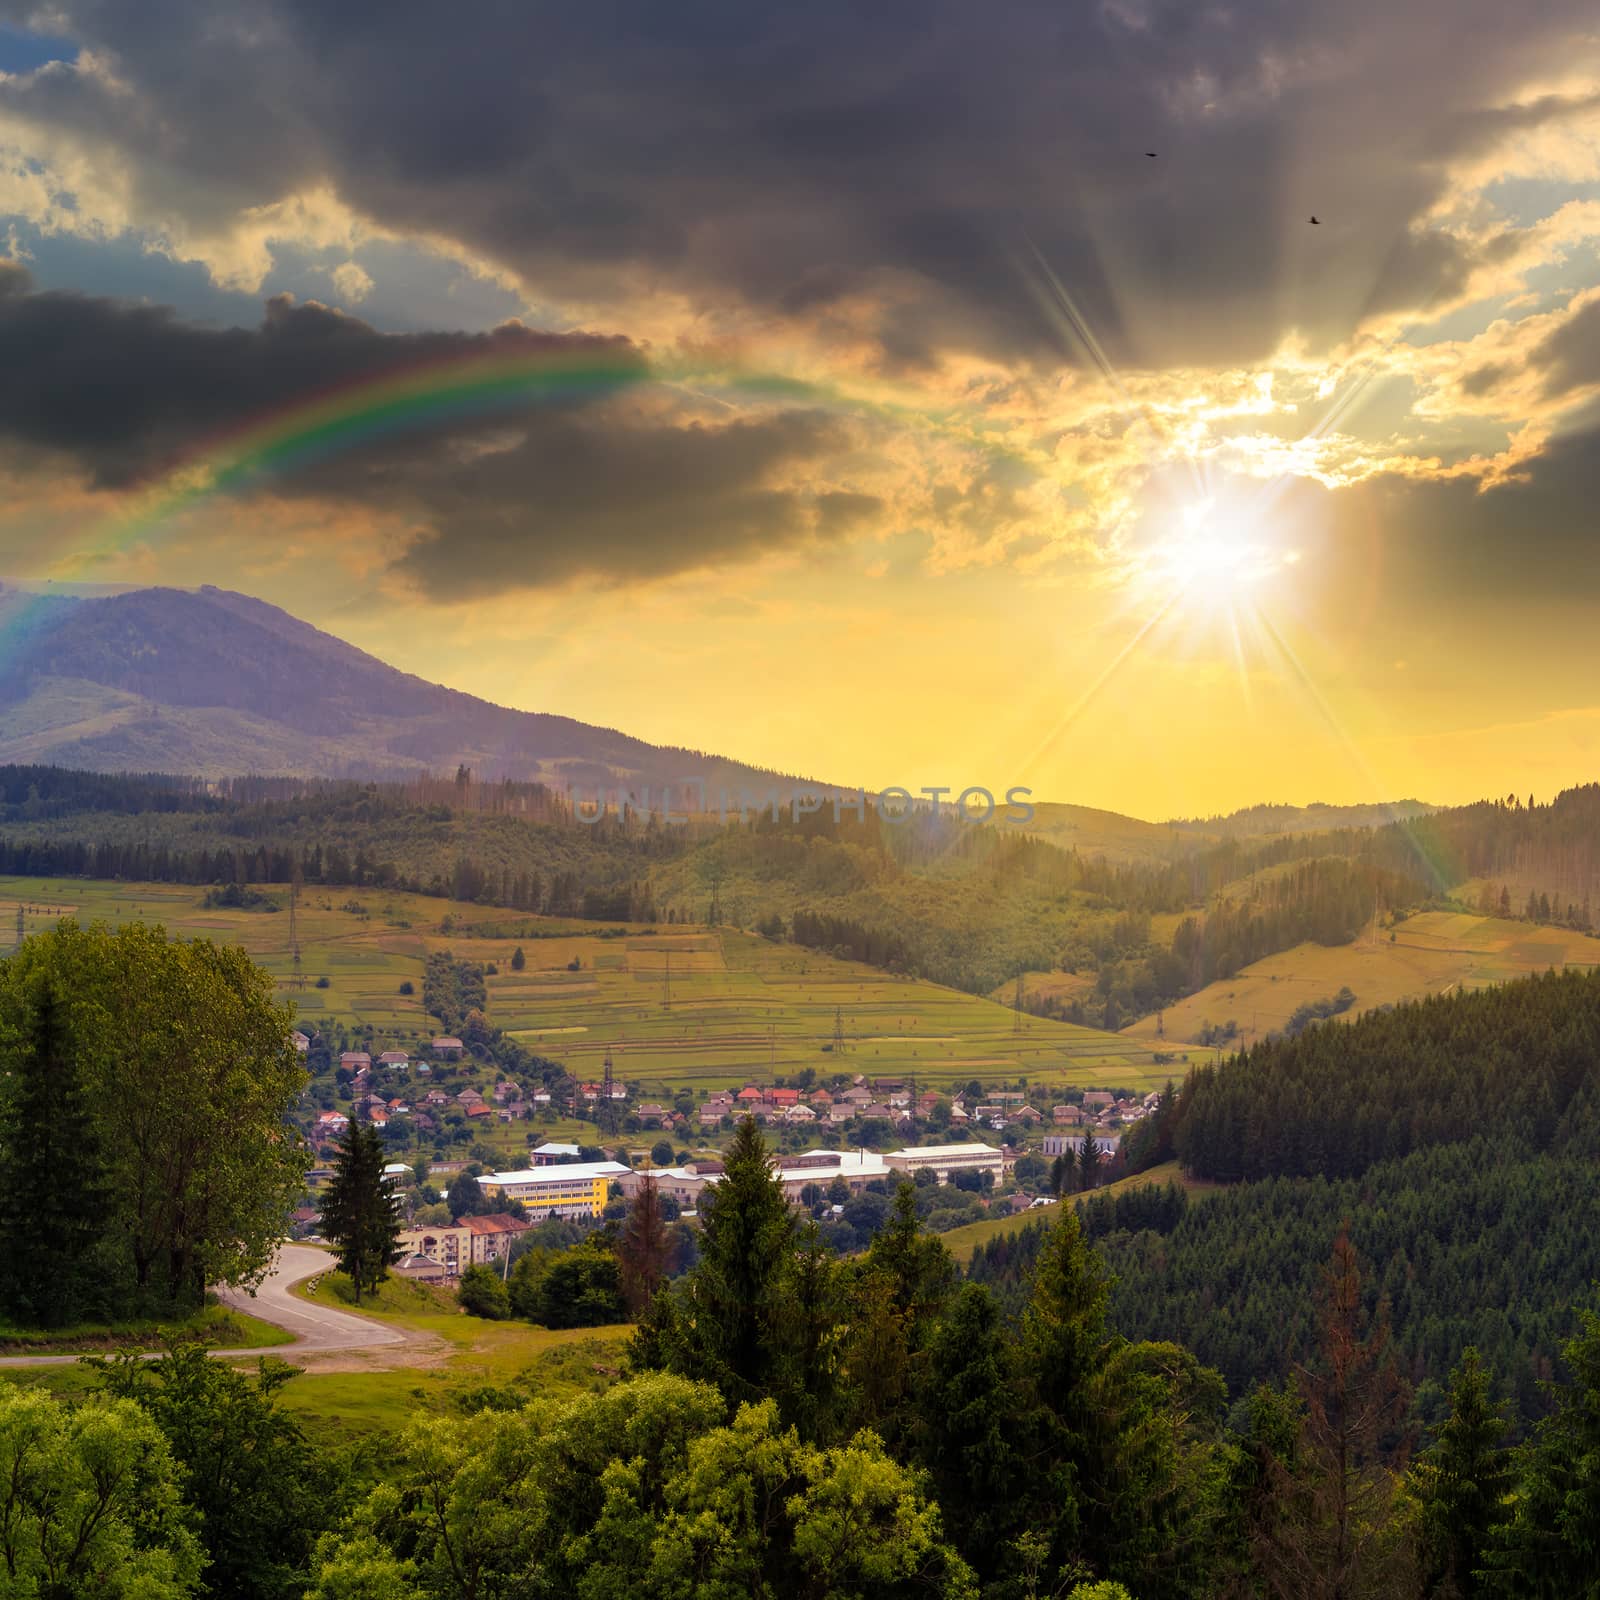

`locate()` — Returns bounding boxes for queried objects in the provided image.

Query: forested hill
[1171,966,1600,1182]
[0,763,1434,998]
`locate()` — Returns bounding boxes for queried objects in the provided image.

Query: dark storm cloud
[0,269,856,586]
[388,410,871,596]
[4,0,1596,370]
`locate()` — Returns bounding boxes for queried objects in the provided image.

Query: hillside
[1121,908,1600,1050]
[0,584,820,792]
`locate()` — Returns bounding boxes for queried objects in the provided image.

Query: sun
[1147,499,1296,602]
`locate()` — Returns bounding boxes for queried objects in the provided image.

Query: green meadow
[0,876,1175,1096]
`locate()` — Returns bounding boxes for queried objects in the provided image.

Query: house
[465,1102,493,1119]
[492,1081,520,1103]
[636,1102,671,1125]
[381,1162,412,1185]
[340,1051,372,1071]
[425,1089,450,1106]
[828,1103,853,1124]
[379,1051,409,1069]
[736,1086,763,1105]
[315,1110,349,1133]
[1052,1104,1085,1125]
[395,1221,471,1277]
[431,1037,465,1059]
[290,1206,320,1237]
[292,1031,311,1055]
[388,1097,410,1114]
[456,1088,485,1106]
[842,1087,872,1105]
[1082,1091,1115,1109]
[1010,1104,1042,1125]
[461,1212,531,1265]
[785,1103,817,1123]
[769,1087,799,1107]
[697,1104,725,1125]
[948,1104,970,1123]
[860,1102,894,1121]
[393,1252,448,1284]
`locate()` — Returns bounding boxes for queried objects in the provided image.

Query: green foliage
[309,1376,976,1600]
[320,1123,405,1304]
[1410,1348,1511,1600]
[0,919,308,1319]
[1176,967,1600,1183]
[90,1339,341,1600]
[0,1384,205,1598]
[456,1263,512,1320]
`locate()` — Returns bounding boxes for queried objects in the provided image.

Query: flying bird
[1145,151,1158,157]
[1308,215,1321,224]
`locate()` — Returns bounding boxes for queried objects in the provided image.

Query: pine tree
[1256,1229,1413,1599]
[1412,1347,1510,1600]
[510,945,526,972]
[617,1173,669,1316]
[915,1281,1025,1581]
[657,1116,794,1403]
[319,1123,403,1304]
[0,982,108,1326]
[1078,1132,1104,1192]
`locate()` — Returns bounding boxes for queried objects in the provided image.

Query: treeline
[1173,966,1600,1182]
[1372,782,1600,910]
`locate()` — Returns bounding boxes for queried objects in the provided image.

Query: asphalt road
[0,1242,407,1367]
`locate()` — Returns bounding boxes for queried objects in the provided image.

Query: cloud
[0,270,872,587]
[3,0,1597,373]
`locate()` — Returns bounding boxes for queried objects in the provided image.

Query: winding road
[0,1243,407,1368]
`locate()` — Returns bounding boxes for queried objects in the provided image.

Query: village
[291,1026,1162,1282]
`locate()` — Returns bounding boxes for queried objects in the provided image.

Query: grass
[0,876,1177,1098]
[0,1297,292,1356]
[940,1161,1223,1264]
[271,1269,632,1440]
[1118,909,1600,1052]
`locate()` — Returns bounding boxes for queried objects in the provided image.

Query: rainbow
[42,333,1046,588]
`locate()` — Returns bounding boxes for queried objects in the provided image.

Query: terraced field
[0,876,1170,1095]
[1121,909,1600,1051]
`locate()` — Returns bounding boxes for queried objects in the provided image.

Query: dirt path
[0,1244,437,1371]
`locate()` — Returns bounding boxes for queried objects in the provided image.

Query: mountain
[0,583,824,793]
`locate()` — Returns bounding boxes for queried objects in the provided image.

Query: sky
[2,3,1600,819]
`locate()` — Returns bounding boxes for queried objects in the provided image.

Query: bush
[315,975,331,989]
[457,1263,511,1319]
[399,980,415,995]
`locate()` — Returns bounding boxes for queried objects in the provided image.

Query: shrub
[457,1263,511,1319]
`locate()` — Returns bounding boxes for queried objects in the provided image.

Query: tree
[446,1172,488,1220]
[635,1116,794,1404]
[0,979,109,1326]
[1078,1132,1104,1192]
[617,1175,670,1316]
[510,945,526,972]
[529,1243,625,1328]
[91,1339,338,1600]
[1255,1230,1413,1600]
[915,1282,1025,1580]
[0,1386,205,1599]
[1411,1347,1511,1600]
[458,1263,511,1320]
[0,920,308,1311]
[649,1138,675,1167]
[320,1123,404,1303]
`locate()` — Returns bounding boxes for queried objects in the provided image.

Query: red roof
[737,1087,762,1101]
[462,1213,531,1235]
[769,1088,799,1104]
[465,1103,492,1117]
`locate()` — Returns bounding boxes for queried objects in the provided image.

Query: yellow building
[480,1160,630,1219]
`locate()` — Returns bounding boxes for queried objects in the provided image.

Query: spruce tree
[663,1115,793,1403]
[1078,1132,1104,1192]
[0,982,108,1326]
[1412,1347,1510,1599]
[617,1173,669,1316]
[319,1123,403,1304]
